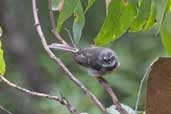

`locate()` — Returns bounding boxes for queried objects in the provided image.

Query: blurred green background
[0,0,165,114]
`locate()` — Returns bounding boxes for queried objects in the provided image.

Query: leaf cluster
[53,0,171,55]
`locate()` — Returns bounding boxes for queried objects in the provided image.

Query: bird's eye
[102,56,110,63]
[110,56,115,61]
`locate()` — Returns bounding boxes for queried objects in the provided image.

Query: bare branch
[0,105,13,114]
[32,0,106,113]
[97,77,128,114]
[0,76,78,114]
[48,0,68,45]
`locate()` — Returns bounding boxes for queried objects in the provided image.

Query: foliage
[56,0,85,44]
[143,0,157,31]
[160,13,171,55]
[53,0,171,55]
[0,26,6,75]
[72,0,85,44]
[95,0,136,45]
[84,0,96,13]
[129,0,152,32]
[159,0,171,55]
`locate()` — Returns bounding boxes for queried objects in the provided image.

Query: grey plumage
[74,47,119,76]
[49,43,119,77]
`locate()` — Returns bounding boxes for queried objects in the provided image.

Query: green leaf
[56,0,79,32]
[156,0,168,34]
[160,13,171,55]
[164,0,171,30]
[164,0,171,16]
[0,26,6,75]
[85,0,96,13]
[52,0,60,11]
[168,11,171,33]
[129,0,152,32]
[72,0,85,44]
[56,0,85,44]
[143,0,157,31]
[95,0,136,46]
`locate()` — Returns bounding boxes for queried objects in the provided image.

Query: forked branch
[0,76,78,114]
[48,0,68,45]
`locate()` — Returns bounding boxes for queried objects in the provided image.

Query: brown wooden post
[146,57,171,114]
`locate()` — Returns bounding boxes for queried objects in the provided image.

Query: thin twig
[64,28,77,49]
[135,62,152,113]
[48,0,68,45]
[32,0,106,113]
[0,76,78,114]
[0,105,13,114]
[97,77,128,114]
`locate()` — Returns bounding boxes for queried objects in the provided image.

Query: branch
[97,77,129,114]
[135,65,151,112]
[0,76,78,114]
[48,0,68,45]
[32,0,106,113]
[0,105,13,114]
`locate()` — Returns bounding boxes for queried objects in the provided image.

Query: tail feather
[48,43,79,53]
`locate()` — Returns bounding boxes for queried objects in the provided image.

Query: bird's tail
[48,43,79,53]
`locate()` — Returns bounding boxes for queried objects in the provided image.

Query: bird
[48,43,119,77]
